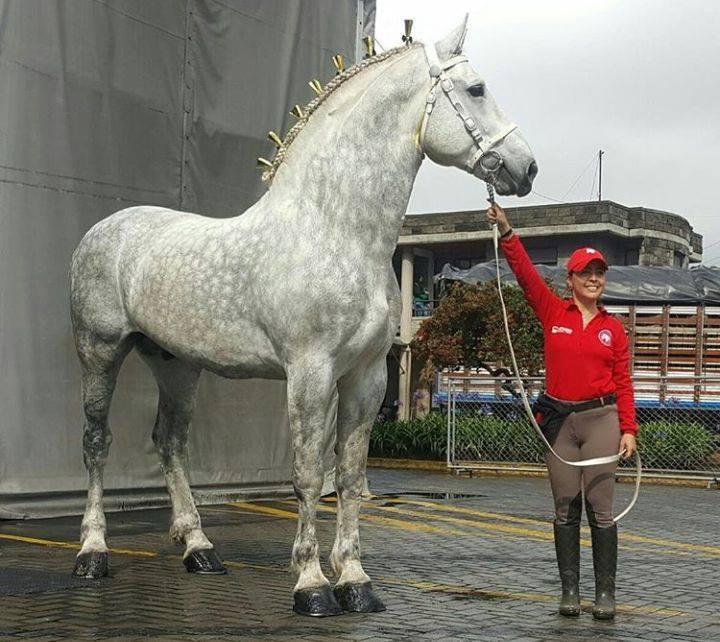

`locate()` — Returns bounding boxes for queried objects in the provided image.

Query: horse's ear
[434,14,469,60]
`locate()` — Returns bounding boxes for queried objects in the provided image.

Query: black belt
[553,394,616,414]
[532,393,617,447]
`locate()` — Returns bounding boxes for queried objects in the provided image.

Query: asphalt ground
[0,468,718,641]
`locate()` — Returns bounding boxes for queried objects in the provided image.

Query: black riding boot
[554,523,581,616]
[590,523,617,620]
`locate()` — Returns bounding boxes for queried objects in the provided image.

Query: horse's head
[419,17,537,196]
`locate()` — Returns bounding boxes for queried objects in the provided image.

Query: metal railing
[439,374,720,481]
[412,298,440,317]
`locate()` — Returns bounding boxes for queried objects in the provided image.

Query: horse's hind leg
[137,340,226,575]
[286,360,342,617]
[73,333,133,578]
[330,357,387,612]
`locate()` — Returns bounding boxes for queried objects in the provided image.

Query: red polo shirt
[501,233,637,435]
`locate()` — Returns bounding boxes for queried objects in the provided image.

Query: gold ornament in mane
[261,43,421,184]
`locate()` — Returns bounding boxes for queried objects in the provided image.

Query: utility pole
[598,149,604,201]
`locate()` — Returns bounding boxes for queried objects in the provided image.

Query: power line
[589,154,599,201]
[701,249,720,264]
[531,189,565,203]
[560,152,599,201]
[529,151,604,204]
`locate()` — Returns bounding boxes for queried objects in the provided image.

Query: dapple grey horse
[69,18,536,616]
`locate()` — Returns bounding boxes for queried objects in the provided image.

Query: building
[388,200,705,420]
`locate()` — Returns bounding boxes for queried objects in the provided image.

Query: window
[436,255,485,271]
[625,249,640,265]
[527,247,557,266]
[673,251,685,268]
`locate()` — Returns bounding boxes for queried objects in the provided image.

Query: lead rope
[486,184,641,522]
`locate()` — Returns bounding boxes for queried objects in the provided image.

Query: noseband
[417,43,518,176]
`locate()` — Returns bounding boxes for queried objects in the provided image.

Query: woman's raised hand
[485,203,511,236]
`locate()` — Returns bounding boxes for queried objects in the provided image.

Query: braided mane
[262,43,422,183]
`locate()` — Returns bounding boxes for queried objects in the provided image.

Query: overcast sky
[375,0,720,264]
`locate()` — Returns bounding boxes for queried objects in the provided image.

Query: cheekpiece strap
[418,43,516,171]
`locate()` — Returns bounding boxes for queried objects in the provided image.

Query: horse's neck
[263,48,429,262]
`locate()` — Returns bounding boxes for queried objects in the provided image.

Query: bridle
[417,42,518,179]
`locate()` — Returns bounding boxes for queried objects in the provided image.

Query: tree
[411,280,554,385]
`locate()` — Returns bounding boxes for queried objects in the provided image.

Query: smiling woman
[486,202,637,621]
[566,252,608,318]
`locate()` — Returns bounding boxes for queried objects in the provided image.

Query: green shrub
[370,411,543,462]
[370,412,447,459]
[637,420,717,470]
[371,413,719,471]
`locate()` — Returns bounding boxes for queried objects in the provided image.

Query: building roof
[399,200,703,261]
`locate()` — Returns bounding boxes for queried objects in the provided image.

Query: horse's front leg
[287,361,343,617]
[330,357,387,612]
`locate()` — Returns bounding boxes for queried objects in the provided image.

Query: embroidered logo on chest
[551,326,573,334]
[598,329,613,347]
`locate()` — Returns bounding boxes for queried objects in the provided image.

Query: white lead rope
[488,207,641,522]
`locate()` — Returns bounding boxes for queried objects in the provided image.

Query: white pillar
[398,247,414,421]
[398,347,413,421]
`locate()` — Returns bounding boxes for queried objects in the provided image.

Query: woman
[486,202,637,620]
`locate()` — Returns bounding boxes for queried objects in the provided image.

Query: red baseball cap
[567,247,608,274]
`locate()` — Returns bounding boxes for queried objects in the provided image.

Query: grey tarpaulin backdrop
[437,261,720,304]
[0,0,374,517]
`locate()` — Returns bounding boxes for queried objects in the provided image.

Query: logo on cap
[598,329,612,347]
[586,248,597,254]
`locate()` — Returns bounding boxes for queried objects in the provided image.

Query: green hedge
[370,412,719,470]
[370,412,543,462]
[370,412,447,460]
[637,420,718,470]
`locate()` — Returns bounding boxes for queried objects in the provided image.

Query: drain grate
[0,568,101,596]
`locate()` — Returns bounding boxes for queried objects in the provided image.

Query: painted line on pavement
[0,522,695,620]
[0,531,277,572]
[231,501,468,537]
[377,577,686,617]
[356,497,720,558]
[0,533,156,557]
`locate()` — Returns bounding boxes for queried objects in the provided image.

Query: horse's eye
[468,83,485,98]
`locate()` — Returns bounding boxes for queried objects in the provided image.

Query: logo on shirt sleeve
[598,329,613,347]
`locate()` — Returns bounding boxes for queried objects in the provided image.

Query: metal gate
[443,374,720,482]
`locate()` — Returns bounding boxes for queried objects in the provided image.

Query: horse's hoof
[293,585,344,617]
[334,581,386,613]
[72,551,108,578]
[183,548,227,575]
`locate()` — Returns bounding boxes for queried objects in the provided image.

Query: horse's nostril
[527,161,538,181]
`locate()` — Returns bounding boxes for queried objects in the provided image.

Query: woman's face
[566,259,606,303]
